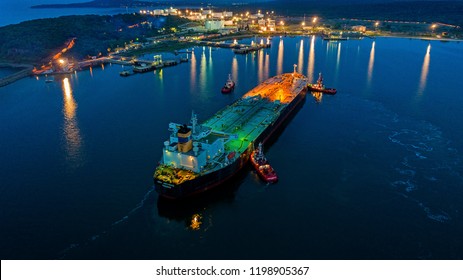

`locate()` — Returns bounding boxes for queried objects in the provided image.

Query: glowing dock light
[312,17,318,23]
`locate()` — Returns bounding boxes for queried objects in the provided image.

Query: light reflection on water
[367,41,375,86]
[156,68,164,92]
[335,42,342,80]
[199,47,207,91]
[258,49,264,83]
[231,56,238,83]
[208,46,213,70]
[190,50,196,89]
[277,38,284,75]
[307,35,315,83]
[418,44,431,96]
[61,77,83,168]
[264,52,270,81]
[298,39,304,73]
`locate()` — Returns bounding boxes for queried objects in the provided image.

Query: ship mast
[255,142,266,163]
[317,72,323,87]
[191,111,197,134]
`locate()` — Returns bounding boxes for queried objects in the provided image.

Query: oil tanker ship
[154,69,309,199]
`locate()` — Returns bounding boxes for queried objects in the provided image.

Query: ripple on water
[58,187,155,258]
[384,112,462,222]
[345,97,462,223]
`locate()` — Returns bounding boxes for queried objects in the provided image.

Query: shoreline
[0,63,34,88]
[375,34,463,42]
[1,32,461,88]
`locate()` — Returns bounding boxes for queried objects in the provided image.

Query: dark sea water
[0,68,20,78]
[1,36,463,259]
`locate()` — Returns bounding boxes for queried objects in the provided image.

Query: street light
[312,17,318,32]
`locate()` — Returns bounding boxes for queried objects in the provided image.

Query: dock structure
[196,40,271,53]
[0,64,34,88]
[232,44,269,54]
[129,55,188,74]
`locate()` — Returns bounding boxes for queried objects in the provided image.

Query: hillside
[0,14,189,65]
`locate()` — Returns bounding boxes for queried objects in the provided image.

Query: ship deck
[203,73,307,154]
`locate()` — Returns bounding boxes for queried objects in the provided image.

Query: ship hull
[307,86,337,95]
[155,80,307,199]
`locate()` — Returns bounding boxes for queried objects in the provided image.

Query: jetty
[196,40,271,54]
[0,64,34,88]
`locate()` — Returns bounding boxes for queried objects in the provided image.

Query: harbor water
[0,36,462,259]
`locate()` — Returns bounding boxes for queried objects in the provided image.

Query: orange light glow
[190,214,202,230]
[244,73,305,103]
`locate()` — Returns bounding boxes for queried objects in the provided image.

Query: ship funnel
[177,124,193,153]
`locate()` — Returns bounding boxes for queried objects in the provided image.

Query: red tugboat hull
[307,72,337,95]
[307,86,337,95]
[250,150,278,183]
[221,84,235,93]
[221,74,235,94]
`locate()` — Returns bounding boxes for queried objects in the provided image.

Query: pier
[196,40,271,54]
[0,64,34,88]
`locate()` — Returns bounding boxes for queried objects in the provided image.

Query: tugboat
[221,74,235,94]
[250,143,278,183]
[307,73,337,95]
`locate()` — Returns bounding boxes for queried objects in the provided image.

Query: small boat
[119,70,131,77]
[221,74,235,94]
[44,74,54,83]
[307,72,337,95]
[250,143,278,183]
